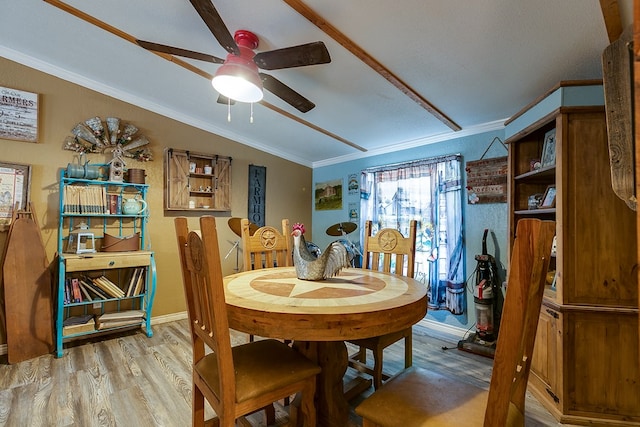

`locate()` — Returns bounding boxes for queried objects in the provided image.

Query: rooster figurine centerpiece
[291,223,352,280]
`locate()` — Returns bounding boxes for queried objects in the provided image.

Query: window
[360,154,464,313]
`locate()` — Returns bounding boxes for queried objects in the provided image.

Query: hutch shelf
[164,148,231,211]
[55,169,156,358]
[506,81,639,425]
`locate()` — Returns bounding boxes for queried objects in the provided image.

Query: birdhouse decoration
[108,146,126,182]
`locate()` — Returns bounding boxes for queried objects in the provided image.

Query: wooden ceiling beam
[600,0,624,42]
[284,0,461,132]
[42,0,364,152]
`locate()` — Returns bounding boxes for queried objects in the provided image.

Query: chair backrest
[174,216,235,411]
[362,220,417,278]
[484,218,555,426]
[241,218,292,271]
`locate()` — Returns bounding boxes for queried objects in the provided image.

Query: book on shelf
[64,279,71,304]
[71,278,82,303]
[97,310,145,330]
[63,185,108,214]
[80,278,108,300]
[90,275,125,298]
[125,267,146,297]
[107,193,122,215]
[78,280,93,302]
[99,309,145,321]
[124,267,138,297]
[62,314,96,335]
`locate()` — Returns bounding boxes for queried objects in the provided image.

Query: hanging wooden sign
[466,156,508,204]
[248,165,266,226]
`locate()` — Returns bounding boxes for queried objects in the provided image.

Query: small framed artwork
[0,86,39,143]
[540,185,556,208]
[315,178,343,210]
[541,129,556,167]
[0,161,32,230]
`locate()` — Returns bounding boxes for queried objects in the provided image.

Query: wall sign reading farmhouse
[0,87,39,143]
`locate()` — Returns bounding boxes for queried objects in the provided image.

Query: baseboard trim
[150,311,188,325]
[0,312,190,357]
[0,314,465,357]
[418,318,468,341]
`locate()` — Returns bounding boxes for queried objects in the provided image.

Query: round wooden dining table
[223,266,427,427]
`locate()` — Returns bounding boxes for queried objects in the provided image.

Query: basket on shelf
[101,233,140,252]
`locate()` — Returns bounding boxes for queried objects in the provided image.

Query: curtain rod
[362,153,461,174]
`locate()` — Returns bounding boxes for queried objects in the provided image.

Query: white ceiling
[0,1,632,167]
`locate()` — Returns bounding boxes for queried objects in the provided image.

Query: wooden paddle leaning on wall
[2,204,54,363]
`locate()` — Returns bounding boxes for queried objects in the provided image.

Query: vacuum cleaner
[458,228,501,358]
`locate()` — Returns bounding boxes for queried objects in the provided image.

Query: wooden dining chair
[241,218,292,271]
[241,218,292,344]
[347,220,418,391]
[174,216,320,427]
[355,218,556,427]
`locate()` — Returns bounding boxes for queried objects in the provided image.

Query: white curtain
[360,154,465,313]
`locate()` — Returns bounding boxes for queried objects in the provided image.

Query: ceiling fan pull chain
[227,97,231,122]
[250,103,254,123]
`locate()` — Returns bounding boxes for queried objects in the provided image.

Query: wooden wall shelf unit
[505,81,639,425]
[55,170,156,358]
[164,148,231,211]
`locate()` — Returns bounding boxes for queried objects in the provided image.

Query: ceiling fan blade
[254,41,331,70]
[259,73,315,113]
[137,40,225,64]
[217,94,236,105]
[189,0,239,55]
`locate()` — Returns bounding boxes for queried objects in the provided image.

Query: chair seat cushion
[355,366,487,427]
[195,339,320,403]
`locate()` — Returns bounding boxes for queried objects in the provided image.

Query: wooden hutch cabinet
[505,81,639,425]
[164,148,231,212]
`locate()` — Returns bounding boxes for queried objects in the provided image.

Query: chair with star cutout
[241,218,292,271]
[174,216,320,427]
[241,218,292,345]
[347,219,418,391]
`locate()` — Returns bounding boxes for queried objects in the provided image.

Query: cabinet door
[562,112,637,307]
[214,156,231,210]
[531,305,563,411]
[565,310,640,419]
[165,150,190,209]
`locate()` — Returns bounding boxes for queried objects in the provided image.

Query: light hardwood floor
[0,319,566,426]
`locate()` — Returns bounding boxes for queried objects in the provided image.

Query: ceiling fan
[136,0,331,113]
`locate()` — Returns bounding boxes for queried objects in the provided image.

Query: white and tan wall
[0,57,313,346]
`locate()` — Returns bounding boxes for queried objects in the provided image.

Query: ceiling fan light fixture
[212,71,263,103]
[212,36,264,103]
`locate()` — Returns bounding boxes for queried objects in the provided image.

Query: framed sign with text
[0,87,39,143]
[248,165,266,227]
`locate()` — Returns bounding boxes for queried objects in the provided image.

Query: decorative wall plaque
[466,156,508,204]
[0,87,38,143]
[63,116,152,161]
[248,165,266,227]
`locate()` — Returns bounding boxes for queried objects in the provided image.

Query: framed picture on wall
[541,129,556,167]
[0,86,39,143]
[315,179,343,210]
[0,161,32,230]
